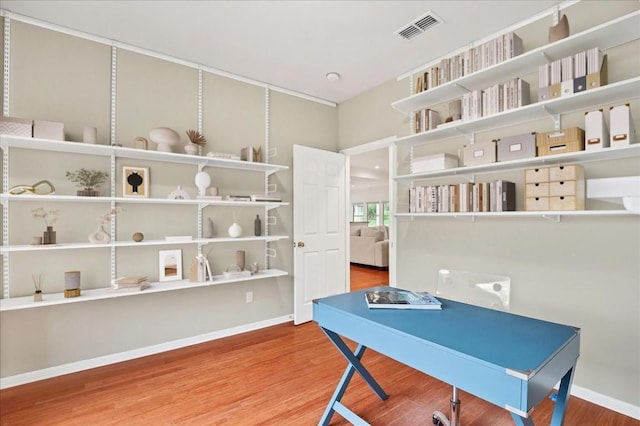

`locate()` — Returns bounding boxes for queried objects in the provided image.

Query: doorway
[342,137,395,291]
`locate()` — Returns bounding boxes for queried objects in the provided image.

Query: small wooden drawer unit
[536,127,585,157]
[524,164,585,211]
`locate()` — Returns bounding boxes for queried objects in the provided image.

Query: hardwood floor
[1,267,636,425]
[350,264,389,291]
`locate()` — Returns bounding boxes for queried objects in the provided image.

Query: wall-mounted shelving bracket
[267,215,277,226]
[542,214,561,223]
[453,82,471,94]
[453,215,476,222]
[265,248,277,258]
[541,106,561,130]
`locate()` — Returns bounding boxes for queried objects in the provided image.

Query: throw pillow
[360,227,384,242]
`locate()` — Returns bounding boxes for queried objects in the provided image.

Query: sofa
[350,224,389,269]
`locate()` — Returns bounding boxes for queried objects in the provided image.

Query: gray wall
[0,19,337,377]
[339,1,640,409]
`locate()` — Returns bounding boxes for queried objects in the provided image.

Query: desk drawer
[526,197,550,211]
[524,167,549,183]
[549,195,583,210]
[549,180,581,197]
[525,182,549,198]
[549,165,583,182]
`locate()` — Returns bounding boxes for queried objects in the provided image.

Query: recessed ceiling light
[326,72,341,82]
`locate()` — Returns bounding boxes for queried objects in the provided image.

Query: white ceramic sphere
[228,222,242,238]
[149,127,180,146]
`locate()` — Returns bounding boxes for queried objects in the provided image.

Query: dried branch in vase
[186,130,207,147]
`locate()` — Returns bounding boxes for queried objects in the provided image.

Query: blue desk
[313,287,580,426]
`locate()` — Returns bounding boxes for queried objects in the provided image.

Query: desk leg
[319,328,388,426]
[550,365,576,426]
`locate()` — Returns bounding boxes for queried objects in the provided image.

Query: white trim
[397,0,581,80]
[340,136,397,156]
[0,315,293,389]
[0,9,336,108]
[569,384,640,420]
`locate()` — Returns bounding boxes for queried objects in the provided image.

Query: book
[114,276,148,285]
[365,289,442,310]
[108,282,150,292]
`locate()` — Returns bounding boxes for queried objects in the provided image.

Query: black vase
[254,214,262,236]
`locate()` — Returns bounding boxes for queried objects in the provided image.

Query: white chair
[431,269,512,426]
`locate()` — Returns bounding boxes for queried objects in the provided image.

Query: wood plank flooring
[1,266,637,425]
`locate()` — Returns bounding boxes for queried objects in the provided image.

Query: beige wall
[338,0,640,409]
[0,19,338,377]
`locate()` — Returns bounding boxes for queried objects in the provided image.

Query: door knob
[295,241,305,248]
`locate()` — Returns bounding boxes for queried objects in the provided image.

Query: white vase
[203,218,214,238]
[228,222,242,238]
[149,127,179,153]
[89,225,111,243]
[184,143,199,155]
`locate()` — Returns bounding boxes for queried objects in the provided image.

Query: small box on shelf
[411,153,458,173]
[610,103,635,147]
[0,116,32,137]
[461,141,496,167]
[496,132,536,162]
[585,109,609,150]
[536,127,585,157]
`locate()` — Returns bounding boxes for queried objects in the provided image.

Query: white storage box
[411,153,458,173]
[609,104,634,146]
[585,109,609,150]
[33,120,64,140]
[0,116,33,137]
[461,141,496,167]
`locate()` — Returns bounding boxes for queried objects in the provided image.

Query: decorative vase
[89,225,111,243]
[132,232,144,242]
[236,250,245,270]
[184,143,199,155]
[254,214,262,236]
[203,217,214,238]
[168,185,190,200]
[43,226,56,244]
[77,189,99,197]
[195,171,211,196]
[149,127,180,152]
[228,222,242,238]
[33,290,43,302]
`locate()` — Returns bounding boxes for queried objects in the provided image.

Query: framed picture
[122,166,149,198]
[159,249,182,282]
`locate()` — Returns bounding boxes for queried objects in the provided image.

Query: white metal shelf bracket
[267,215,277,226]
[453,82,471,94]
[542,214,561,223]
[541,106,561,130]
[265,248,277,258]
[3,11,10,117]
[267,183,277,194]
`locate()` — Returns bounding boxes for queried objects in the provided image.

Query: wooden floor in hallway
[349,263,389,291]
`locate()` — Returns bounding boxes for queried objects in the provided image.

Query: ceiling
[2,0,560,104]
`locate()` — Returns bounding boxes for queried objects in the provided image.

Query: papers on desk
[365,289,442,310]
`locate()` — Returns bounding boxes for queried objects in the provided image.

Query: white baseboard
[0,314,293,390]
[570,384,640,420]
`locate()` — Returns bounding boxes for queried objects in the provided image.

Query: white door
[293,145,347,325]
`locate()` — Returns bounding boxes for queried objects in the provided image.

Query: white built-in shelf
[395,210,636,220]
[0,135,289,175]
[394,78,640,147]
[0,269,288,312]
[391,11,640,115]
[0,235,289,254]
[395,144,640,181]
[0,193,288,209]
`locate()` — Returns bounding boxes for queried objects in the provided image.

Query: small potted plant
[185,129,207,155]
[66,168,109,196]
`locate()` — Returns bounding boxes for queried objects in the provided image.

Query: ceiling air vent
[395,11,443,41]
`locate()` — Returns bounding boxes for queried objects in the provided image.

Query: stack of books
[108,276,150,293]
[250,194,282,202]
[365,289,442,310]
[409,180,516,213]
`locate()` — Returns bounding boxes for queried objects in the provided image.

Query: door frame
[340,136,397,288]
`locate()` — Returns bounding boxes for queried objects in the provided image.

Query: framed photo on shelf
[122,166,149,198]
[159,249,182,282]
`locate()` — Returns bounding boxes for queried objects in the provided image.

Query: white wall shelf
[396,210,634,220]
[0,193,288,209]
[0,269,288,312]
[391,11,640,115]
[0,135,289,174]
[395,144,640,181]
[394,77,640,147]
[0,236,289,254]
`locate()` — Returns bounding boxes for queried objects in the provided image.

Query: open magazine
[365,289,442,310]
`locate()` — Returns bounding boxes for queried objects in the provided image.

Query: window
[352,201,389,226]
[352,203,365,222]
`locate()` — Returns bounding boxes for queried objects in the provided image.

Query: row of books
[413,109,441,133]
[408,180,516,213]
[414,32,523,94]
[461,78,530,121]
[539,47,603,87]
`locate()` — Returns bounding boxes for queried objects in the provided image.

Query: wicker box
[0,116,33,137]
[536,127,585,157]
